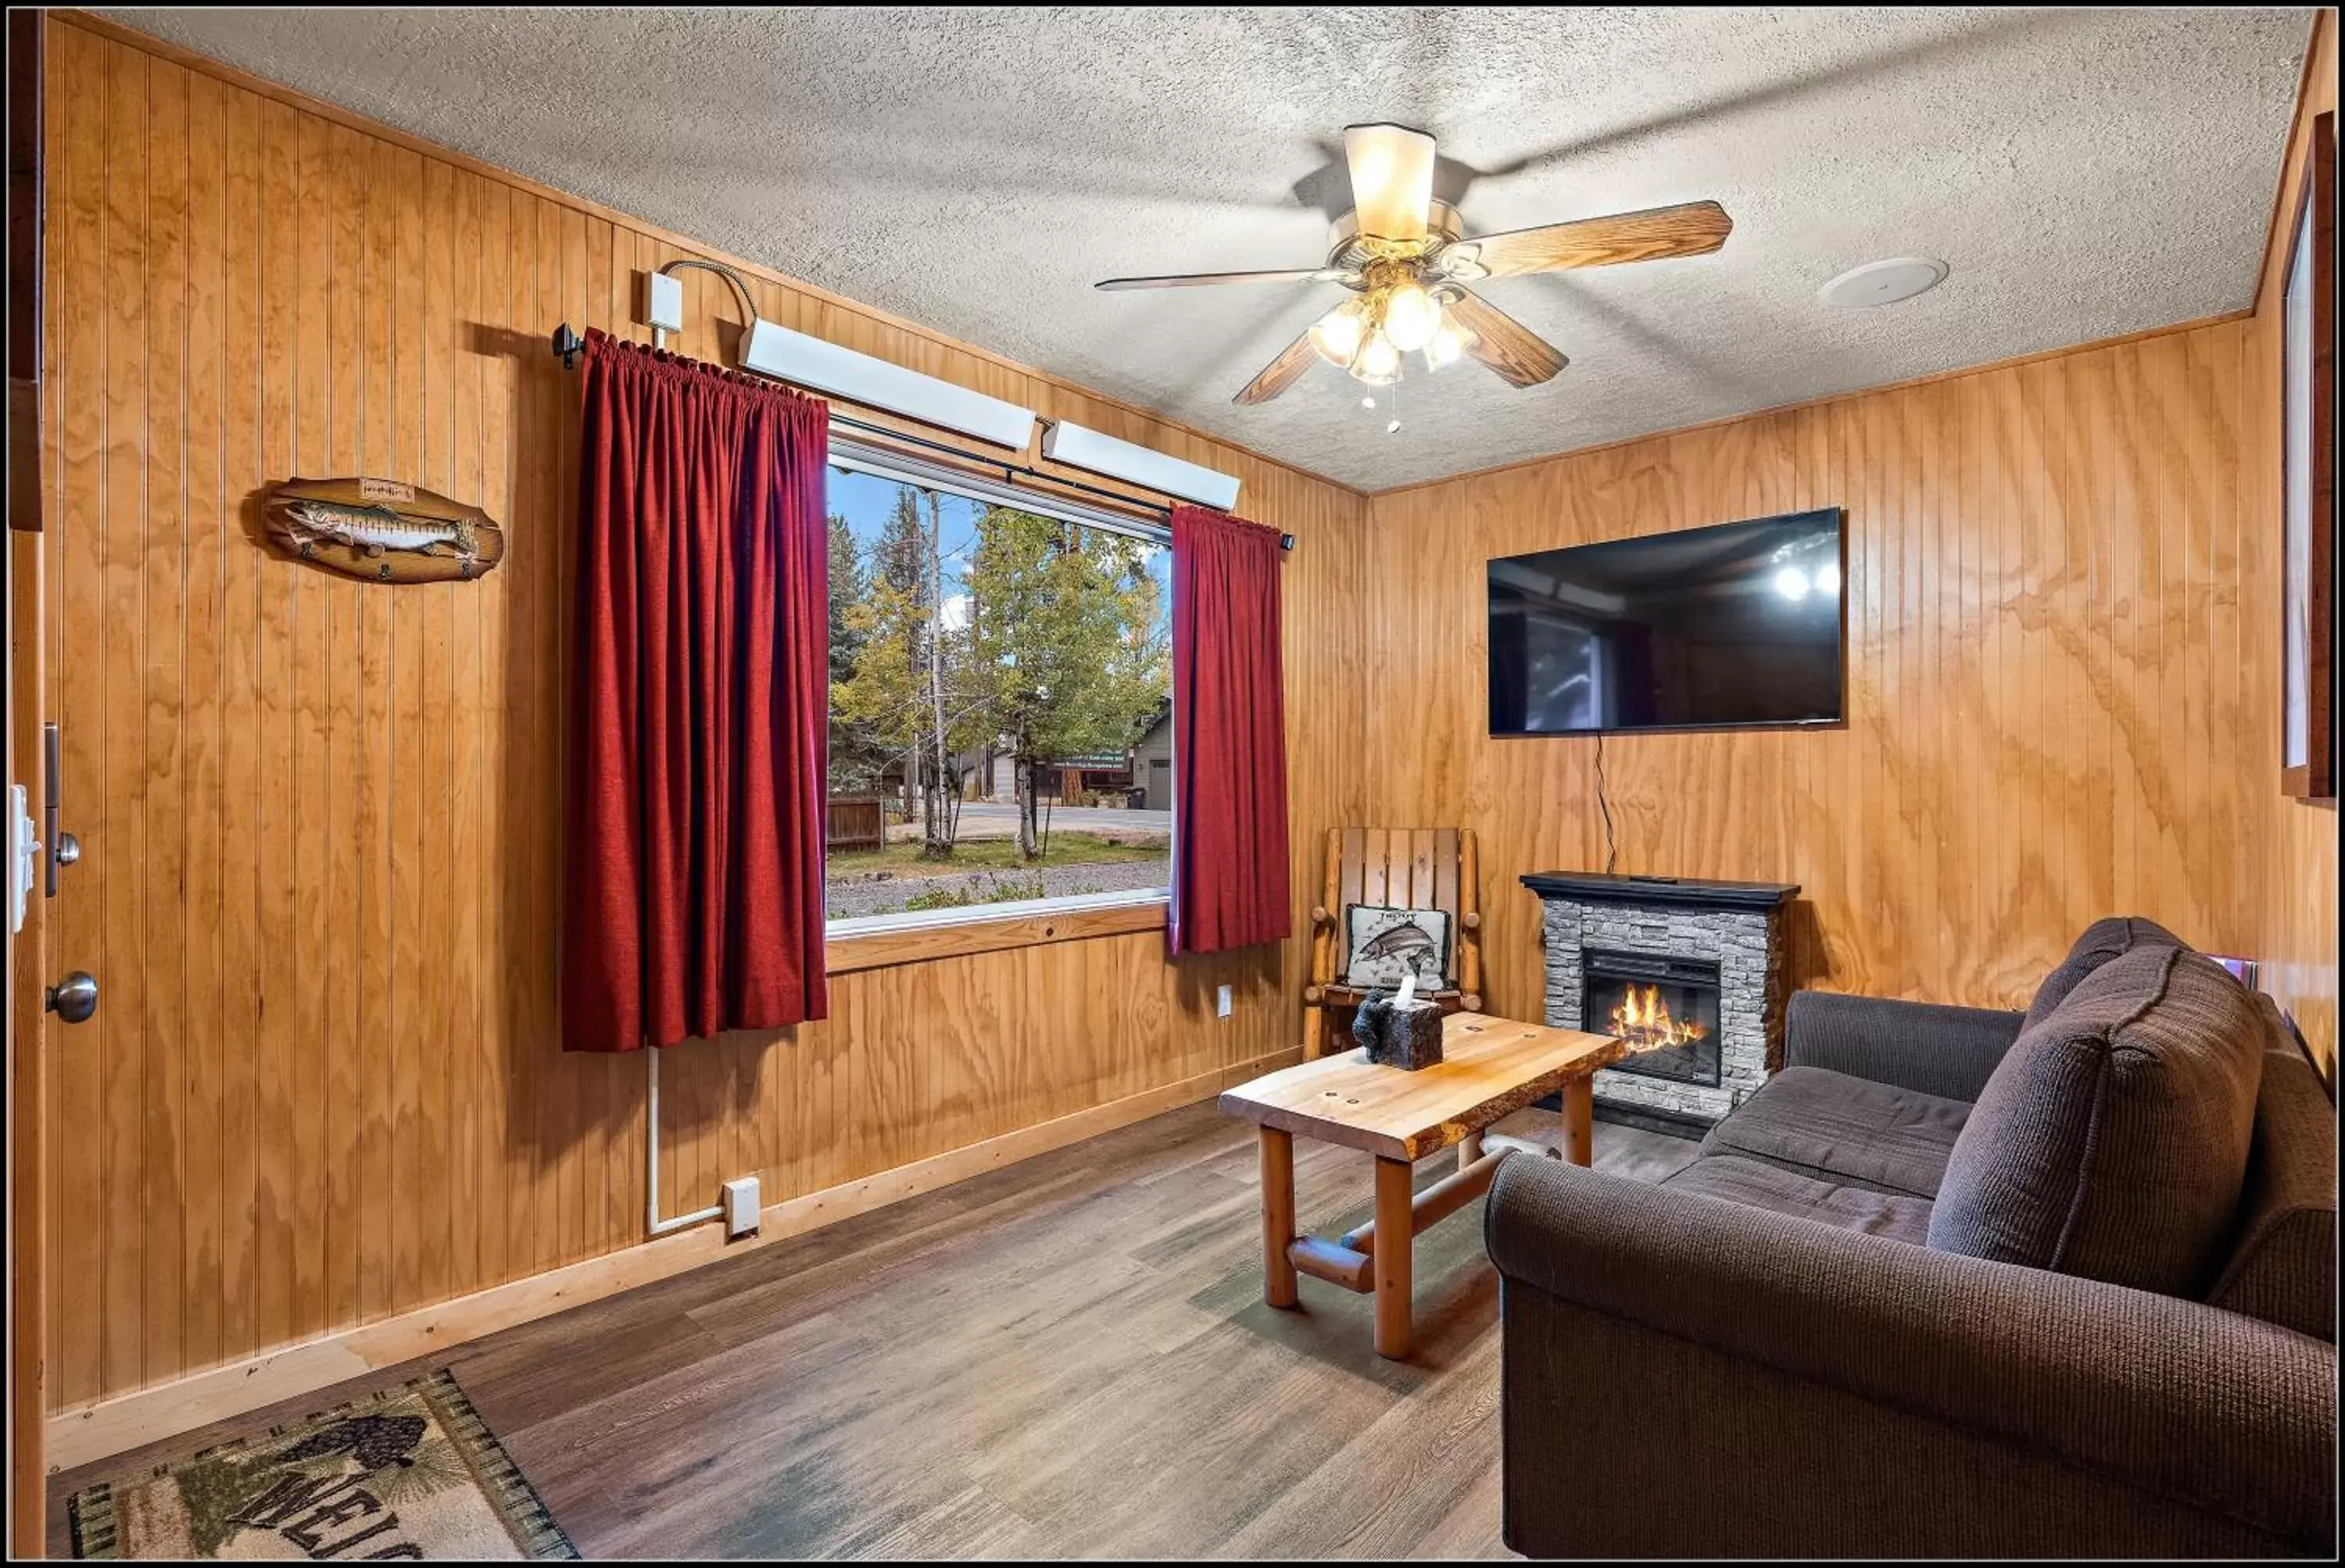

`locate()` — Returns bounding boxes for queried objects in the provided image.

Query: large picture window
[823,444,1173,928]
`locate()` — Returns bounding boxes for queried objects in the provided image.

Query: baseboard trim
[44,1046,1300,1474]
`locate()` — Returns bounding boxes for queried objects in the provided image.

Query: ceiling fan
[1096,124,1732,406]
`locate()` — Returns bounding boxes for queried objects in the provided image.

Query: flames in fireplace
[1610,983,1710,1051]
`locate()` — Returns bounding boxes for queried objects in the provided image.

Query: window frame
[821,431,1177,944]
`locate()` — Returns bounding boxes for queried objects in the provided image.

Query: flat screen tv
[1488,507,1844,736]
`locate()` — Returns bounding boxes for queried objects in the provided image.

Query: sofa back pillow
[1928,944,2264,1296]
[2022,915,2188,1030]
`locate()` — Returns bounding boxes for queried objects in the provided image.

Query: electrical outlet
[722,1176,761,1239]
[1215,983,1233,1018]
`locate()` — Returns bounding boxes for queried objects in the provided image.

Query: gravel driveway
[825,857,1170,921]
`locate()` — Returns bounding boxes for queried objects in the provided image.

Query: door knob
[45,971,97,1024]
[53,830,80,868]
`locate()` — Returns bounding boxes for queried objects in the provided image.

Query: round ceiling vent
[1817,256,1949,308]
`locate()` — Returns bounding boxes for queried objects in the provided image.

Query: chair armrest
[1485,1158,2336,1546]
[1784,990,2024,1099]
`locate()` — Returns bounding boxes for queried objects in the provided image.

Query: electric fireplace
[1582,948,1723,1087]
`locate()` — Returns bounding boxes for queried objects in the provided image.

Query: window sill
[825,894,1170,976]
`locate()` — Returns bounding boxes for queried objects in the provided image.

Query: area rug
[68,1369,577,1560]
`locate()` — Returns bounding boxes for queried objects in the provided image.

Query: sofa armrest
[1784,990,2025,1100]
[1485,1158,2336,1548]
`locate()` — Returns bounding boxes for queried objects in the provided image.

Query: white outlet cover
[1215,984,1233,1018]
[722,1176,760,1237]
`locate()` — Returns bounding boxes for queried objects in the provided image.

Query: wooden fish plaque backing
[265,476,507,583]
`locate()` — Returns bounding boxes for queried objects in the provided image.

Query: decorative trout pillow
[1344,905,1452,990]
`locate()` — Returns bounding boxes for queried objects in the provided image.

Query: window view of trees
[824,467,1173,922]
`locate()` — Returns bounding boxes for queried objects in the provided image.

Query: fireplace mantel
[1520,872,1799,910]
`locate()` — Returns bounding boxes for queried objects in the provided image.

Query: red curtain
[561,329,830,1051]
[1169,505,1291,954]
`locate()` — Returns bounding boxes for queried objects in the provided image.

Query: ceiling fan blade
[1450,200,1732,280]
[1444,291,1567,388]
[1343,122,1437,242]
[1232,329,1321,406]
[1095,267,1341,291]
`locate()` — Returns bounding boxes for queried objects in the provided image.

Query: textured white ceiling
[105,6,2311,491]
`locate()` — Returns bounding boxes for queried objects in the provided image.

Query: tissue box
[1352,993,1445,1070]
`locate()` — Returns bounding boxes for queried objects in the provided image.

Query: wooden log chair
[1304,828,1484,1058]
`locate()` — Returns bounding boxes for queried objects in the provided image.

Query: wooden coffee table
[1219,1011,1627,1359]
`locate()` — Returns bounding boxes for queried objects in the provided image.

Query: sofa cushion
[2023,915,2188,1030]
[1661,1153,1934,1244]
[1928,945,2265,1296]
[2205,999,2337,1341]
[1699,1065,1971,1198]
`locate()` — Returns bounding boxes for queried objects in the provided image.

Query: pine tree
[832,487,978,856]
[825,513,883,790]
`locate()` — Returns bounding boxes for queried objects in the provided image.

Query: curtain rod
[549,322,1294,551]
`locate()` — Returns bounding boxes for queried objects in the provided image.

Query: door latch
[45,720,78,896]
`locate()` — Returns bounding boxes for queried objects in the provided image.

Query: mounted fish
[264,476,507,583]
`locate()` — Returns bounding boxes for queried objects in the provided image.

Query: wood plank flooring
[47,1103,1697,1559]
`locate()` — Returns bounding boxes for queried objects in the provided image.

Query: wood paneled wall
[37,15,1369,1413]
[1365,317,2275,1029]
[2245,10,2338,1072]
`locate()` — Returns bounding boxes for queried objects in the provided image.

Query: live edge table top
[1219,1012,1630,1162]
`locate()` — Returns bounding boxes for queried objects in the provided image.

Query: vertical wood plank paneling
[252,91,298,1358]
[474,174,514,1298]
[177,66,226,1380]
[45,14,105,1410]
[320,118,367,1335]
[98,36,150,1396]
[415,152,454,1311]
[1366,317,2281,1023]
[214,72,262,1383]
[353,120,396,1327]
[140,55,189,1391]
[286,100,330,1352]
[448,168,485,1300]
[385,140,426,1319]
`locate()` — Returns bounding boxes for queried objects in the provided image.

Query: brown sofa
[1485,918,2337,1558]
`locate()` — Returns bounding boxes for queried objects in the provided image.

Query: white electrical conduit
[646,1047,724,1237]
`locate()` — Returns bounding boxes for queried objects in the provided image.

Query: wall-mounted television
[1488,507,1845,737]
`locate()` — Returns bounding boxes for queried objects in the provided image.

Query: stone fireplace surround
[1523,872,1799,1131]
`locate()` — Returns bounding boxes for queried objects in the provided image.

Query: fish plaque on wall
[265,477,507,582]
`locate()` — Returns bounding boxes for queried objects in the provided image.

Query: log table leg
[1259,1126,1298,1309]
[1373,1155,1415,1358]
[1457,1129,1484,1172]
[1563,1076,1595,1168]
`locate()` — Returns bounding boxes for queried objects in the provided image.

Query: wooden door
[8,9,45,1552]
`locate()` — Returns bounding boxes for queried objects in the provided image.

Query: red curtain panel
[1170,505,1291,954]
[561,329,831,1051]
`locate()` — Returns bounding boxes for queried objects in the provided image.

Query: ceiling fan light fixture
[1352,328,1402,385]
[1423,317,1471,371]
[1381,281,1441,353]
[1309,299,1368,368]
